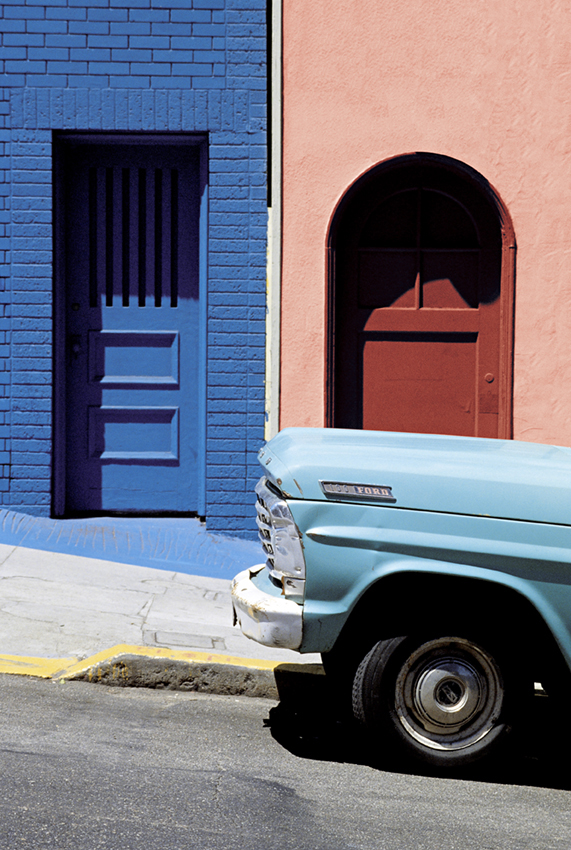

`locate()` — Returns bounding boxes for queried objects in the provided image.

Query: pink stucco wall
[280,0,571,444]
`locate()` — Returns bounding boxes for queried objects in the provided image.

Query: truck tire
[352,634,512,768]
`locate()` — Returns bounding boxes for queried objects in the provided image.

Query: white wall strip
[265,0,282,441]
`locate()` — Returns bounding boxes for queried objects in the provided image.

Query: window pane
[421,190,479,248]
[358,250,417,307]
[360,189,418,247]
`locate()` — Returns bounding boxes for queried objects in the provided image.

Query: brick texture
[0,2,266,536]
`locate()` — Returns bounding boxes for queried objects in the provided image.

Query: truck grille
[255,487,275,570]
[254,477,306,583]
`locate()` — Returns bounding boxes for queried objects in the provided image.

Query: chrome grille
[254,477,306,581]
[255,487,276,569]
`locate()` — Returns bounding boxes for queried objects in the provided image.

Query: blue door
[60,138,203,513]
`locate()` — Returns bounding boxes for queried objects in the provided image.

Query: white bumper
[231,565,303,650]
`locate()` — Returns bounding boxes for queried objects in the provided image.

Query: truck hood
[259,428,571,526]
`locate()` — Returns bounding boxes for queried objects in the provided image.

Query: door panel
[88,331,180,386]
[88,406,179,461]
[362,333,477,435]
[60,138,201,513]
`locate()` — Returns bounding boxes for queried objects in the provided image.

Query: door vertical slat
[121,168,130,307]
[138,168,147,307]
[154,168,163,307]
[88,167,98,308]
[170,169,179,308]
[145,167,156,308]
[105,167,114,307]
[96,168,108,308]
[111,167,123,307]
[161,168,172,307]
[128,168,140,306]
[176,160,199,301]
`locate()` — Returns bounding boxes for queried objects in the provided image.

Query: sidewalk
[0,512,322,699]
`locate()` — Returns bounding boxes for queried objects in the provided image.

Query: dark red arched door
[330,157,513,438]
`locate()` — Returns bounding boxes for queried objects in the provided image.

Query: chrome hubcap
[394,638,504,751]
[413,659,481,729]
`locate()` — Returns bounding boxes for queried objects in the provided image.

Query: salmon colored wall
[280,0,571,445]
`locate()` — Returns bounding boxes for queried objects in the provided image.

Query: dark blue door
[61,138,202,513]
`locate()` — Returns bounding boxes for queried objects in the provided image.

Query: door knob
[69,335,82,358]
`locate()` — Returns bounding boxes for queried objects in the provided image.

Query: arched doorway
[327,154,515,438]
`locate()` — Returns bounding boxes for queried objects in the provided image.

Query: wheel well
[325,571,569,691]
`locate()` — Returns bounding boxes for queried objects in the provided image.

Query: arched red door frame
[326,152,516,438]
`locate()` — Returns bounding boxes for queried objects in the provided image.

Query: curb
[0,645,283,700]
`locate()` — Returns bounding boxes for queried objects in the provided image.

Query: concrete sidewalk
[0,520,322,700]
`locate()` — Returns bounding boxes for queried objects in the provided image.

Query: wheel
[352,634,512,768]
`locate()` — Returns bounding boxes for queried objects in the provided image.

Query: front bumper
[231,565,303,651]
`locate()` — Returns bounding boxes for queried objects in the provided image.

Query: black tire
[352,634,512,768]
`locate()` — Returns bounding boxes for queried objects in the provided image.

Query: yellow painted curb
[0,654,77,678]
[0,644,280,681]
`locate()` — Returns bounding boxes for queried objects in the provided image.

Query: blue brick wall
[0,1,267,537]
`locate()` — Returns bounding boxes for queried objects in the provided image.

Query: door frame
[325,152,516,439]
[52,131,208,517]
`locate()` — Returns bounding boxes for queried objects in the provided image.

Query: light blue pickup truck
[231,427,571,768]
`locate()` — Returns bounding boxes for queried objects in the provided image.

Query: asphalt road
[0,674,570,849]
